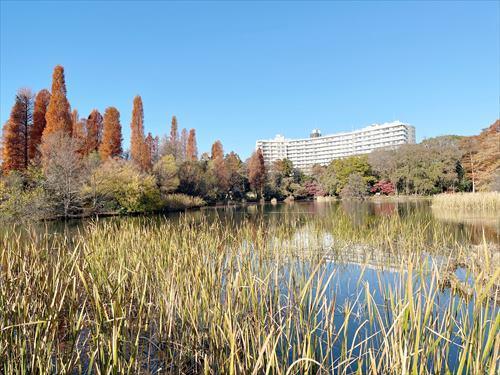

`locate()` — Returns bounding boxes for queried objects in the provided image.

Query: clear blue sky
[1,1,499,159]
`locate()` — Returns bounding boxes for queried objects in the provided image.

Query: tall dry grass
[0,213,498,373]
[432,192,500,213]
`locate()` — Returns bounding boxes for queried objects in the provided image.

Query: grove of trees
[1,65,498,220]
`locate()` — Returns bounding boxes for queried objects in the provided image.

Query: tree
[248,148,266,196]
[460,120,499,191]
[211,140,224,160]
[2,89,34,172]
[165,115,180,159]
[186,129,198,161]
[324,155,375,195]
[29,89,51,161]
[43,65,72,138]
[225,151,247,199]
[40,131,85,218]
[180,128,188,161]
[340,173,368,199]
[153,154,180,195]
[85,109,103,155]
[99,107,122,159]
[130,95,149,169]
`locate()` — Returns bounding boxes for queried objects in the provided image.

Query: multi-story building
[256,121,416,171]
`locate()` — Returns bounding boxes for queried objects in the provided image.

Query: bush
[91,158,161,213]
[161,193,205,211]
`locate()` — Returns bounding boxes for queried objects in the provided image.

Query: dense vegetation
[1,65,498,220]
[1,205,498,373]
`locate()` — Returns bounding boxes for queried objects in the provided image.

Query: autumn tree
[211,140,224,160]
[165,115,180,158]
[180,128,188,161]
[248,148,266,197]
[99,107,123,159]
[85,109,103,155]
[460,120,499,191]
[70,109,87,155]
[43,65,72,139]
[186,129,198,161]
[2,89,34,172]
[130,95,151,170]
[225,151,247,199]
[143,132,154,170]
[29,89,51,161]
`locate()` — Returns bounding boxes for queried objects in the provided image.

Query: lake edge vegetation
[1,65,499,220]
[1,211,498,373]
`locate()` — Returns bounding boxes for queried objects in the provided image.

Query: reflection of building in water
[277,229,409,271]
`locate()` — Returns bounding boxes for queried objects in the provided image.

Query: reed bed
[0,212,498,374]
[432,192,500,213]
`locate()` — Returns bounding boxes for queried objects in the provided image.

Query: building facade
[256,121,416,171]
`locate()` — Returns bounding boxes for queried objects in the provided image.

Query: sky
[1,1,499,159]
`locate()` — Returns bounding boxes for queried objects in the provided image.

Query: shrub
[161,193,205,211]
[91,158,161,213]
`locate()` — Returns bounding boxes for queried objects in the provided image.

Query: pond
[1,199,499,373]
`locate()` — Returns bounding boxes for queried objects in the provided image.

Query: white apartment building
[255,121,416,171]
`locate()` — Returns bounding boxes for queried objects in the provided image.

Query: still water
[5,199,499,372]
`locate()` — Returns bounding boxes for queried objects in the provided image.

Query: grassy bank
[1,214,498,373]
[432,192,500,212]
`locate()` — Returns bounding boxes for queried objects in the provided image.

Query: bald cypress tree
[85,109,103,155]
[2,89,33,172]
[43,65,72,139]
[180,128,188,161]
[130,95,145,166]
[186,129,198,161]
[248,148,266,197]
[169,115,179,158]
[99,107,122,160]
[29,89,50,161]
[211,140,224,160]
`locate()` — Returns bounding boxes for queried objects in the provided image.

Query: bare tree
[41,131,86,218]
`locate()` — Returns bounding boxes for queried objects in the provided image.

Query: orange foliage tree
[29,89,50,161]
[43,65,72,139]
[2,89,34,172]
[85,109,103,155]
[130,95,146,167]
[248,148,266,196]
[211,140,224,160]
[99,107,123,160]
[186,129,198,161]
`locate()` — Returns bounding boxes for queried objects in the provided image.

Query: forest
[1,65,499,220]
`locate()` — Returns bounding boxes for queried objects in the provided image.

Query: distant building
[256,121,416,171]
